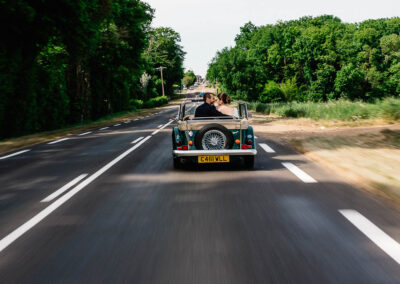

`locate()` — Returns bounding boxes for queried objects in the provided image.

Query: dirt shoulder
[0,99,183,156]
[251,112,400,205]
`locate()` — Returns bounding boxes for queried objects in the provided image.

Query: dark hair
[203,92,214,102]
[217,92,231,104]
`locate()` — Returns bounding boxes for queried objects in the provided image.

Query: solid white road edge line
[132,136,144,144]
[41,174,88,203]
[259,143,275,153]
[152,120,174,135]
[0,150,31,160]
[0,135,152,253]
[282,162,317,183]
[339,209,400,265]
[78,131,92,136]
[48,138,70,145]
[157,124,163,128]
[99,127,109,130]
[114,124,121,127]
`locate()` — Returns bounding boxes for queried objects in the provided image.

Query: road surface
[1,96,400,283]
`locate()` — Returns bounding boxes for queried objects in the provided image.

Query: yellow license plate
[198,155,230,163]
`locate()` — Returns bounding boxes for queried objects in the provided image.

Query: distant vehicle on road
[172,100,257,169]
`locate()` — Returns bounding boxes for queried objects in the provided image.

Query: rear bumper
[173,149,257,157]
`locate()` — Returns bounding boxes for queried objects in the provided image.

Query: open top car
[172,99,257,169]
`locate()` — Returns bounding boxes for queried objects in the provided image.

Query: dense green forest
[0,0,185,139]
[207,16,400,103]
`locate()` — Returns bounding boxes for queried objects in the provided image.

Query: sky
[145,0,400,77]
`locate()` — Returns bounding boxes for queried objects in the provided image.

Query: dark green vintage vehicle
[172,98,257,169]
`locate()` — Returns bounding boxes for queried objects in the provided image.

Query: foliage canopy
[207,16,400,103]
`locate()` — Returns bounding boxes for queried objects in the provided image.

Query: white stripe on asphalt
[0,136,152,253]
[132,137,144,144]
[0,150,31,160]
[99,127,109,130]
[282,162,317,183]
[48,138,70,145]
[157,124,163,128]
[152,120,174,135]
[114,124,121,127]
[259,143,275,153]
[41,174,88,203]
[340,210,400,265]
[78,131,92,136]
[134,119,139,121]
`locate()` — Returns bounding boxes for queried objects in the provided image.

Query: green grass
[247,97,400,121]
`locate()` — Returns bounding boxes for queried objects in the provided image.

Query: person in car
[195,93,227,117]
[217,93,236,116]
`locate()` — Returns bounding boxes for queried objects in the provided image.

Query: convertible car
[172,98,257,169]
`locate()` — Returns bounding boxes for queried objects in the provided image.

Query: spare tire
[195,124,234,150]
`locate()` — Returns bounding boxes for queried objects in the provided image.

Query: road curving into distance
[0,93,400,283]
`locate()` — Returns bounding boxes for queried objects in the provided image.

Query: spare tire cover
[194,124,234,150]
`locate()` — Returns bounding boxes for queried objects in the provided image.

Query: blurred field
[251,112,400,205]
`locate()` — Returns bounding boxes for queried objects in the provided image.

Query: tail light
[176,141,182,146]
[247,139,252,145]
[188,140,193,146]
[177,145,189,150]
[235,139,240,145]
[241,144,252,149]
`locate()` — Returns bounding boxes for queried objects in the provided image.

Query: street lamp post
[156,67,166,97]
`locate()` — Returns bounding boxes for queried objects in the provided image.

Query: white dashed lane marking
[0,136,153,253]
[78,131,92,136]
[340,210,400,265]
[0,150,31,160]
[99,127,109,130]
[259,143,275,153]
[47,138,70,145]
[282,162,317,183]
[114,124,121,127]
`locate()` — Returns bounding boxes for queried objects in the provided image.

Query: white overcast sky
[145,0,400,77]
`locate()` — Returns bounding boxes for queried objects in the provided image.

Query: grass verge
[290,129,400,206]
[248,97,400,122]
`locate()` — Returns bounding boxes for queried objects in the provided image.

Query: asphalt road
[1,97,400,283]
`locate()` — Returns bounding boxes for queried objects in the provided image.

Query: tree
[207,16,400,103]
[183,70,196,87]
[0,0,156,138]
[142,27,185,98]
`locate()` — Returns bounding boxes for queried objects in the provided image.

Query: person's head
[203,92,216,105]
[217,92,231,105]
